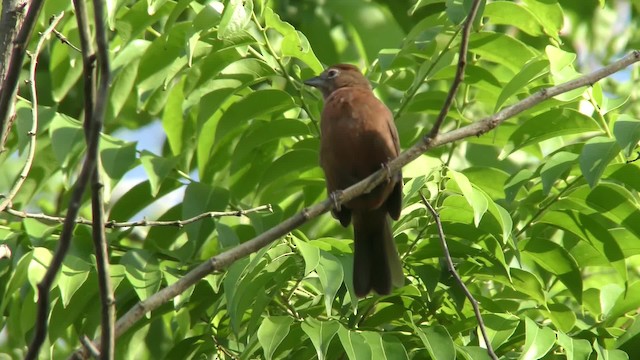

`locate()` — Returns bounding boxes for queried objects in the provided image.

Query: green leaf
[317,251,344,314]
[495,59,549,111]
[484,2,544,37]
[218,0,252,39]
[50,32,83,101]
[593,340,629,360]
[522,0,563,40]
[0,251,32,316]
[300,318,340,360]
[140,151,180,197]
[580,136,621,188]
[540,151,579,194]
[613,116,640,157]
[566,183,640,239]
[109,178,182,221]
[457,346,494,360]
[520,238,583,302]
[28,248,53,301]
[487,201,513,245]
[147,0,169,15]
[415,325,455,360]
[546,46,584,101]
[338,325,371,360]
[260,149,318,190]
[606,281,640,324]
[184,48,243,104]
[449,170,488,227]
[293,237,320,275]
[49,114,84,168]
[162,78,186,156]
[507,109,600,153]
[521,317,555,359]
[215,89,297,145]
[504,169,533,203]
[510,268,546,304]
[59,255,91,308]
[539,211,626,281]
[263,7,323,72]
[557,332,592,360]
[361,332,409,360]
[257,316,293,360]
[182,183,229,258]
[482,313,520,350]
[121,249,162,300]
[546,302,577,333]
[100,135,137,181]
[136,29,188,100]
[324,0,405,63]
[233,119,310,164]
[469,32,537,73]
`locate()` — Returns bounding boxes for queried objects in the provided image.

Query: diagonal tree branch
[428,0,481,137]
[420,192,497,360]
[70,49,640,359]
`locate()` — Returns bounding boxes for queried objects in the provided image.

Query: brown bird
[304,64,404,297]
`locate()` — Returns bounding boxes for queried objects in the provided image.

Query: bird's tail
[352,208,404,297]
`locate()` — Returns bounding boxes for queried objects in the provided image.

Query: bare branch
[70,51,640,358]
[0,0,45,152]
[52,27,81,53]
[420,192,498,360]
[4,204,273,227]
[79,335,100,358]
[74,0,116,356]
[0,0,25,90]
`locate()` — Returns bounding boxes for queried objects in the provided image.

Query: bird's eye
[327,69,339,78]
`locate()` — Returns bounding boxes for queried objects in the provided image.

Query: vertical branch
[428,0,482,138]
[0,0,45,152]
[90,0,114,356]
[72,0,115,357]
[420,192,498,360]
[0,0,25,89]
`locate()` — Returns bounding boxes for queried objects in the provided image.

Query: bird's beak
[303,76,324,88]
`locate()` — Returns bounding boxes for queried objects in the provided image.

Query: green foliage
[1,0,640,359]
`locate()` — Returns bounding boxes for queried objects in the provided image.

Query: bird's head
[304,64,371,98]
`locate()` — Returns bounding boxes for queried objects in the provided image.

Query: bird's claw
[330,190,343,212]
[381,162,392,181]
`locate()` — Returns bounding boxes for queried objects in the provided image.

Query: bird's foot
[381,162,392,182]
[330,190,343,212]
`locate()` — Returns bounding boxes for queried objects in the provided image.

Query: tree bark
[0,0,25,150]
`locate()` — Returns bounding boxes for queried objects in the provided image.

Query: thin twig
[69,51,640,359]
[419,192,498,360]
[393,29,461,120]
[429,0,482,137]
[0,13,64,213]
[4,204,273,227]
[82,0,115,356]
[52,28,81,52]
[0,0,45,153]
